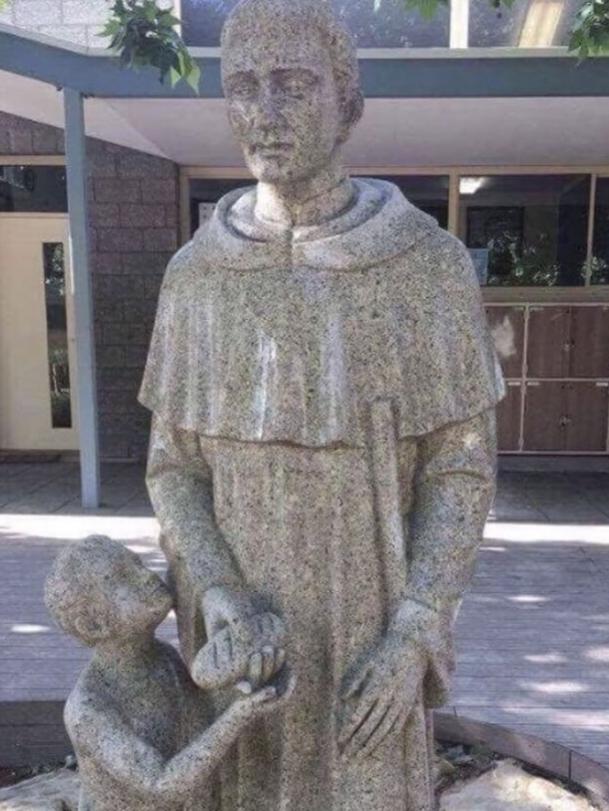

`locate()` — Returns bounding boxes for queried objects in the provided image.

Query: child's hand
[230,674,297,724]
[192,612,286,692]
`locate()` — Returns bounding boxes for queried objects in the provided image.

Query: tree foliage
[382,0,609,56]
[100,0,201,93]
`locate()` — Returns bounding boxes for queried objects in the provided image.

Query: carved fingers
[338,641,426,760]
[246,644,284,690]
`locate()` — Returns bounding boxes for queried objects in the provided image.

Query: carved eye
[227,74,259,101]
[275,70,318,99]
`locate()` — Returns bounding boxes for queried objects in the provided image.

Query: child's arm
[67,686,285,806]
[155,687,279,800]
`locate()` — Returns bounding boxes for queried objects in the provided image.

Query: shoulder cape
[139,179,504,446]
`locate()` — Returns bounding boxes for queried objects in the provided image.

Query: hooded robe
[140,179,504,811]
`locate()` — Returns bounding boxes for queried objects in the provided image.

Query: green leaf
[103,0,202,94]
[185,61,201,94]
[405,0,445,20]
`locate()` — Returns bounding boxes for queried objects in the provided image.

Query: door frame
[0,211,78,451]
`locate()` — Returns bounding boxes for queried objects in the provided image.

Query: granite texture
[44,536,288,811]
[138,1,503,809]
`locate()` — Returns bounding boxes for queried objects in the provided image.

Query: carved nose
[253,90,282,130]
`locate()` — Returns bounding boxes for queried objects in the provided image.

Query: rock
[440,760,596,811]
[0,770,79,810]
[2,759,597,811]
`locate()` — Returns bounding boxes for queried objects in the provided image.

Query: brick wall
[0,111,179,461]
[0,0,112,46]
[88,139,178,461]
[0,0,175,48]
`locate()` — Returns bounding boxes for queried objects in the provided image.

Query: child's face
[97,548,173,640]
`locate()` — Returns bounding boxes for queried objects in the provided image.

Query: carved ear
[338,90,364,143]
[74,616,106,643]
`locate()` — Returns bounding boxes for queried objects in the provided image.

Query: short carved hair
[221,0,364,130]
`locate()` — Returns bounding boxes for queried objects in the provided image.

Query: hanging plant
[570,0,609,57]
[101,0,201,93]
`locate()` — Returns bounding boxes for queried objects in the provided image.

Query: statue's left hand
[338,632,426,760]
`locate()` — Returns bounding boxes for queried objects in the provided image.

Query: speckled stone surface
[0,770,79,811]
[44,536,287,810]
[138,1,503,809]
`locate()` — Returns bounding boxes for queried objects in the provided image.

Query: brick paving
[0,461,608,767]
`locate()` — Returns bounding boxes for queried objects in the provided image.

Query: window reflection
[0,166,67,213]
[42,243,72,428]
[182,0,449,47]
[591,178,609,285]
[189,178,248,237]
[375,175,449,228]
[469,0,580,47]
[459,175,590,287]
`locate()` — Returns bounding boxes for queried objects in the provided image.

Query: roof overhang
[2,25,609,168]
[3,23,609,99]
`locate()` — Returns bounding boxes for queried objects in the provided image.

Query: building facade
[1,0,609,465]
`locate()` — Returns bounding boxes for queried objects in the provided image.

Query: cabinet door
[527,307,571,379]
[570,306,609,378]
[523,381,566,451]
[485,306,525,379]
[497,381,522,451]
[565,382,609,452]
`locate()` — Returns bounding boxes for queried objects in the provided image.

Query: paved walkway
[1,462,609,766]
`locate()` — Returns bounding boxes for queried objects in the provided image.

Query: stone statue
[139,0,504,808]
[45,535,292,811]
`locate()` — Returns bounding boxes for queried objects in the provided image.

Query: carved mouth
[253,142,293,156]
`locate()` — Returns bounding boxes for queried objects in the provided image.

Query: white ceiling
[1,69,609,168]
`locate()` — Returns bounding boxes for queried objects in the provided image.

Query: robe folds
[140,179,504,811]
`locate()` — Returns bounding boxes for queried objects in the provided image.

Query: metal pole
[63,87,101,508]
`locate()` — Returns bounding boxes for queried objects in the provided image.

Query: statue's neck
[255,162,355,229]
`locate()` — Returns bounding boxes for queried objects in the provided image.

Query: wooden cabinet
[527,307,571,378]
[523,381,609,452]
[565,382,609,451]
[523,382,566,452]
[485,306,525,379]
[570,306,609,378]
[485,303,609,455]
[527,305,609,379]
[497,382,522,451]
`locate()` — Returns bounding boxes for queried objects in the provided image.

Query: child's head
[45,535,173,647]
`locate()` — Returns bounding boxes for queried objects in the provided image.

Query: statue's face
[223,29,343,184]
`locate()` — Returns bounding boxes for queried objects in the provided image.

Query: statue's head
[221,0,363,185]
[45,535,172,647]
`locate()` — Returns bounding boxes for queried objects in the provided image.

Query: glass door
[0,215,78,451]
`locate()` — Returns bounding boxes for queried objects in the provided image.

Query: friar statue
[139,0,504,808]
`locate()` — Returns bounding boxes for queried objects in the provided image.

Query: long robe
[140,179,504,811]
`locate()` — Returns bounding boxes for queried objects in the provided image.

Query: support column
[63,88,101,509]
[450,0,469,48]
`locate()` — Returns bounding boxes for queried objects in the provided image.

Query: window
[591,178,609,285]
[459,174,590,286]
[42,243,72,429]
[182,0,449,48]
[469,0,580,48]
[375,175,449,229]
[0,166,67,213]
[189,177,250,236]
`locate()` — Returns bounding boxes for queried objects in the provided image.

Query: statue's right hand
[196,587,286,691]
[202,586,257,639]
